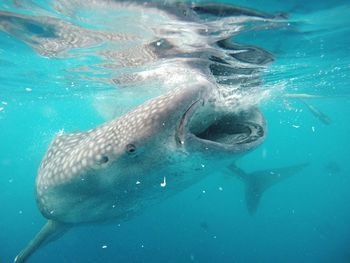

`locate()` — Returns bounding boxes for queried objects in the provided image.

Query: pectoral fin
[14,220,69,263]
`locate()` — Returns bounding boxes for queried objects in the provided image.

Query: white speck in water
[102,245,107,249]
[201,164,205,168]
[50,210,54,214]
[190,253,195,261]
[9,178,13,183]
[25,88,32,92]
[202,190,206,194]
[0,107,4,112]
[160,177,166,187]
[141,244,144,248]
[156,41,161,46]
[117,224,121,227]
[311,126,315,132]
[136,181,141,185]
[218,187,223,191]
[112,204,116,208]
[292,124,300,128]
[1,101,7,105]
[213,235,217,239]
[19,210,23,214]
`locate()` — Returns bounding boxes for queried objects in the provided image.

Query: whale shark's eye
[96,155,109,165]
[126,144,136,154]
[100,156,109,163]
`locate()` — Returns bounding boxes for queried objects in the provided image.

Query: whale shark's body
[15,78,269,262]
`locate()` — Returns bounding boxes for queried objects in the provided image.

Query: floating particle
[201,164,205,168]
[160,177,166,187]
[136,181,141,185]
[25,88,32,92]
[218,187,223,191]
[141,244,144,248]
[292,125,300,128]
[202,190,206,194]
[0,107,4,112]
[19,210,23,214]
[311,126,315,132]
[190,253,195,261]
[1,101,7,105]
[102,245,107,249]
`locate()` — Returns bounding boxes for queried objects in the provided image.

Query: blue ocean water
[1,1,350,263]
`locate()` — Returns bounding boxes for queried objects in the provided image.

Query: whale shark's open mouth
[193,114,265,144]
[178,102,266,153]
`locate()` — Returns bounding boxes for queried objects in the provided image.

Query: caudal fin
[230,163,309,215]
[14,220,68,263]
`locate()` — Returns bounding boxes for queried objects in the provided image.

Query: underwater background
[1,0,350,262]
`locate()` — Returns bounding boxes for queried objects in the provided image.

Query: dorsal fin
[230,163,309,215]
[14,220,69,263]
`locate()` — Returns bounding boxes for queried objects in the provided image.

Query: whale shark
[14,80,268,262]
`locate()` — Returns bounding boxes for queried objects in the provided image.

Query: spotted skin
[35,84,209,223]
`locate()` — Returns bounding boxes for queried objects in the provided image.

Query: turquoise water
[1,1,350,263]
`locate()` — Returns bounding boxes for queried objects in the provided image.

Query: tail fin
[230,163,309,215]
[14,220,68,263]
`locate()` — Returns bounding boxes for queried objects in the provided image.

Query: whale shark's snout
[177,101,266,155]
